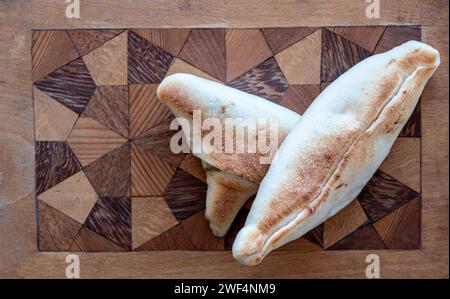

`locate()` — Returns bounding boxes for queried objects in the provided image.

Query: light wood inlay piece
[34,87,78,141]
[328,26,385,52]
[225,29,272,82]
[275,30,322,84]
[131,197,178,249]
[182,210,224,250]
[131,29,191,56]
[67,117,127,167]
[379,137,421,192]
[38,171,98,224]
[323,200,369,248]
[32,30,79,81]
[165,58,222,83]
[129,84,172,138]
[67,29,124,56]
[131,143,176,196]
[83,31,128,85]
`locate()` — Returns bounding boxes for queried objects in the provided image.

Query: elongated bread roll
[157,74,300,236]
[233,41,440,266]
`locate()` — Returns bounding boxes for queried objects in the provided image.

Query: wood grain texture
[133,118,186,167]
[33,87,78,141]
[164,169,207,221]
[129,84,172,138]
[227,58,288,103]
[82,85,130,138]
[85,196,132,250]
[275,29,322,84]
[131,197,178,249]
[83,31,128,86]
[374,197,421,249]
[225,29,272,82]
[34,57,96,114]
[179,29,226,81]
[182,210,225,250]
[135,225,195,251]
[83,143,131,197]
[179,154,207,183]
[321,29,371,82]
[328,26,385,52]
[329,224,387,250]
[38,171,98,224]
[400,100,421,137]
[128,30,174,84]
[131,143,176,196]
[32,30,79,81]
[379,137,421,192]
[374,26,421,54]
[131,28,191,56]
[303,224,324,248]
[261,27,319,54]
[67,116,127,167]
[1,0,448,278]
[35,141,81,195]
[323,200,369,248]
[357,170,420,222]
[165,58,222,82]
[70,226,127,252]
[38,201,82,251]
[67,29,124,56]
[279,84,321,115]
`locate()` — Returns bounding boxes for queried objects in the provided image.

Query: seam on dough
[259,66,423,257]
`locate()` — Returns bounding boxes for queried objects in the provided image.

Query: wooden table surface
[0,0,448,278]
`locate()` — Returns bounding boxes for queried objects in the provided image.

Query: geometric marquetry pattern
[33,26,422,252]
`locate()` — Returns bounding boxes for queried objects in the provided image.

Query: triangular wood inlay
[67,29,124,56]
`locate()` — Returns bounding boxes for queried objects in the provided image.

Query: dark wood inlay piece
[82,85,130,138]
[128,30,174,84]
[35,141,81,195]
[38,201,82,251]
[84,143,131,197]
[182,210,225,250]
[261,27,319,54]
[34,58,96,114]
[400,99,421,137]
[67,29,125,56]
[131,28,191,56]
[357,170,420,222]
[85,196,132,250]
[374,26,421,54]
[328,224,387,250]
[133,117,186,167]
[321,29,371,82]
[135,225,195,251]
[70,226,127,252]
[327,26,385,53]
[227,58,288,103]
[179,29,226,82]
[373,197,421,249]
[164,169,207,221]
[303,224,324,248]
[224,207,249,250]
[279,84,321,115]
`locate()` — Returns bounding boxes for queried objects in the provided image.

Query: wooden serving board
[32,26,422,252]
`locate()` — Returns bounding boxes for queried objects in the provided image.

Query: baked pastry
[157,74,300,236]
[232,41,440,265]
